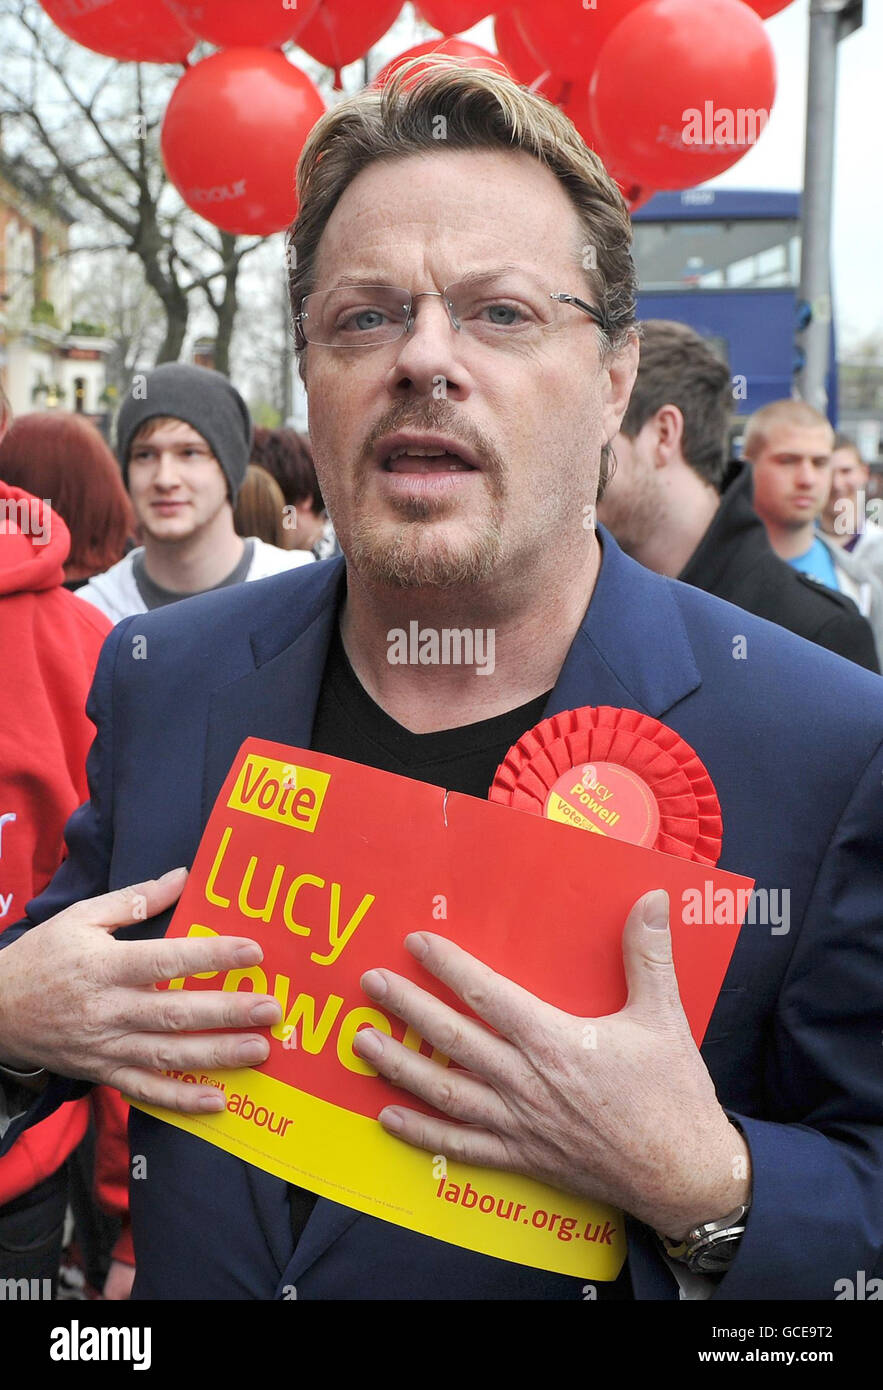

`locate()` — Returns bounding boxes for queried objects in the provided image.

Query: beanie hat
[116,363,253,504]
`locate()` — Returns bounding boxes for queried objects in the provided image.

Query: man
[78,364,313,624]
[744,399,883,658]
[1,66,882,1301]
[597,320,878,670]
[819,433,883,578]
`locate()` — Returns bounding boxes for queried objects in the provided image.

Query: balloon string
[528,69,550,94]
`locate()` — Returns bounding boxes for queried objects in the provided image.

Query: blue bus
[631,189,837,422]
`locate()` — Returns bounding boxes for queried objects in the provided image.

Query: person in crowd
[0,411,134,591]
[596,321,878,670]
[744,399,883,658]
[78,365,313,624]
[819,432,883,577]
[1,65,882,1303]
[233,464,288,548]
[0,383,133,1300]
[251,426,339,559]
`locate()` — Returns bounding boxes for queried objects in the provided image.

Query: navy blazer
[3,532,883,1300]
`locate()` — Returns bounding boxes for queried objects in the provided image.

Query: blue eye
[484,304,522,325]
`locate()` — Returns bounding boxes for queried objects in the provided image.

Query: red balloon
[589,0,776,190]
[493,13,568,101]
[516,0,647,82]
[417,0,494,33]
[161,49,325,236]
[374,37,508,88]
[744,0,794,15]
[38,0,193,63]
[296,0,403,81]
[163,0,321,49]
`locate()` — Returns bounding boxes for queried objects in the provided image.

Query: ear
[600,331,639,445]
[653,404,686,469]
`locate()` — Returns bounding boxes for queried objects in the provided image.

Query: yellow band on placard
[135,1070,626,1280]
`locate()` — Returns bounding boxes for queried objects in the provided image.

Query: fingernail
[237,1038,269,1064]
[361,969,387,999]
[159,867,188,882]
[380,1106,404,1132]
[642,890,669,930]
[235,943,263,965]
[405,933,429,961]
[196,1090,225,1111]
[354,1028,383,1060]
[249,1000,280,1025]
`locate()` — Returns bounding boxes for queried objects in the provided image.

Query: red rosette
[489,706,723,866]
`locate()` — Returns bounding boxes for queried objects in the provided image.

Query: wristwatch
[660,1203,750,1275]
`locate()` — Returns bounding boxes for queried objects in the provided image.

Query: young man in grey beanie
[78,364,313,624]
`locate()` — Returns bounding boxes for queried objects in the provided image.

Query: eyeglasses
[294,268,609,349]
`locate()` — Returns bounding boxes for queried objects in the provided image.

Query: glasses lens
[446,270,556,342]
[300,286,409,346]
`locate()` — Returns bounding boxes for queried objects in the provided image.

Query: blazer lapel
[201,558,346,824]
[544,529,702,720]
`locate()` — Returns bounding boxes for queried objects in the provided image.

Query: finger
[621,890,688,1024]
[114,934,269,988]
[108,1027,273,1075]
[116,984,283,1035]
[377,1106,512,1170]
[400,934,561,1052]
[108,1066,229,1113]
[352,1028,509,1128]
[360,967,514,1082]
[58,868,189,934]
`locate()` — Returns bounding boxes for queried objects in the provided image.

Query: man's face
[596,424,660,555]
[750,424,834,529]
[302,148,637,589]
[127,420,230,544]
[822,446,869,530]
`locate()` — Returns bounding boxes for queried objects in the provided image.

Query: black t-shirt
[310,624,550,796]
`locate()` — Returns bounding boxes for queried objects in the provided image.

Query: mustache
[362,399,505,484]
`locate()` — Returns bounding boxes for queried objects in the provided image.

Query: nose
[385,293,472,401]
[153,451,182,489]
[795,459,816,488]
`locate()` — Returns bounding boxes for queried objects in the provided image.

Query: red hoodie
[0,484,133,1262]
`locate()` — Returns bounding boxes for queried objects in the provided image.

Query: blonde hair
[743,399,834,462]
[287,60,636,364]
[233,464,287,547]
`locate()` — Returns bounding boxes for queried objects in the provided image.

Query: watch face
[694,1235,743,1275]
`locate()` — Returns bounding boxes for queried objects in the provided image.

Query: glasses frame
[293,280,609,349]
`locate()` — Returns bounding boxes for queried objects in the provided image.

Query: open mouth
[384,447,476,474]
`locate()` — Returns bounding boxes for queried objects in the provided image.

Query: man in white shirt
[78,364,313,624]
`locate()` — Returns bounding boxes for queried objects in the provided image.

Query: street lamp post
[795,0,864,416]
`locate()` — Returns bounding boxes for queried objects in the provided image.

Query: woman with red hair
[0,412,134,588]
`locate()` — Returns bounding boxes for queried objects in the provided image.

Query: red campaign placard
[136,736,753,1279]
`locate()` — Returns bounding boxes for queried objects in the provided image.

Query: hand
[0,869,282,1112]
[354,889,751,1239]
[102,1258,136,1301]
